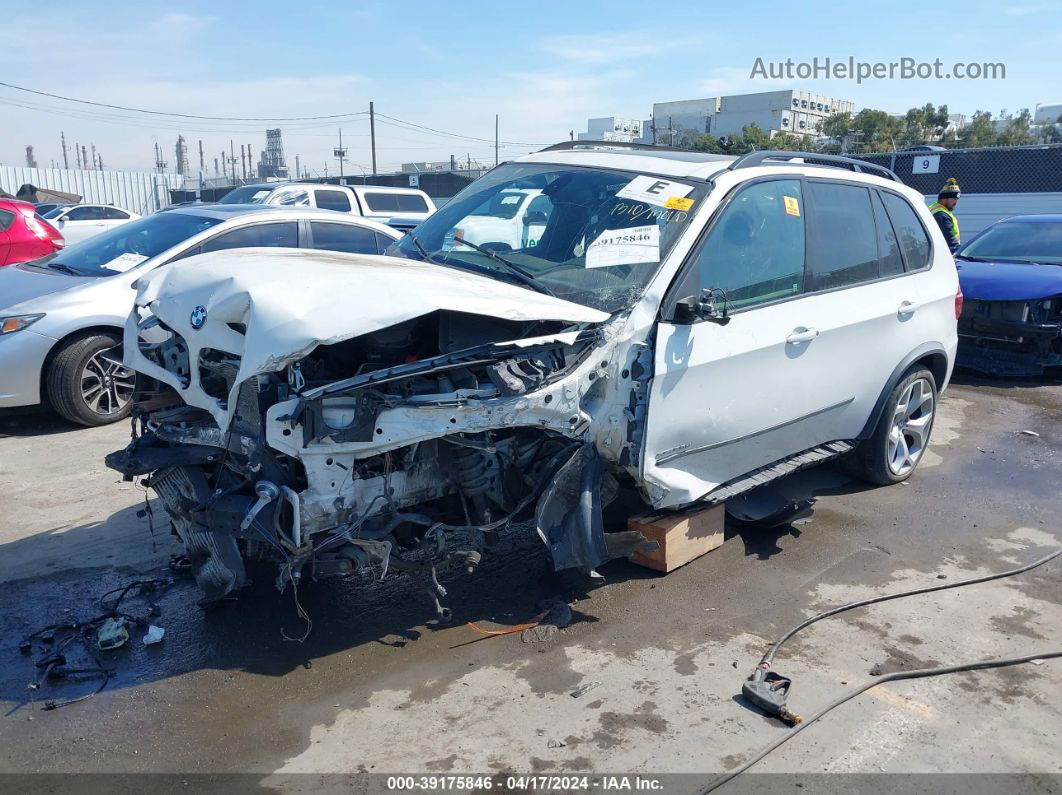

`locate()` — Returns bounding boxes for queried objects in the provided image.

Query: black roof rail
[538,139,688,154]
[728,150,900,182]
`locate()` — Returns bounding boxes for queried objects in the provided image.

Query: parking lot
[0,373,1058,789]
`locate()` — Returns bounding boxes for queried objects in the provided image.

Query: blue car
[955,214,1062,376]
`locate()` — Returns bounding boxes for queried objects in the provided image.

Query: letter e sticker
[783,195,800,217]
[616,176,694,209]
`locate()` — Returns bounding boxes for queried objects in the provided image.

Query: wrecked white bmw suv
[107,144,959,605]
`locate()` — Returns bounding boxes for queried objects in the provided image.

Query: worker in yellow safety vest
[928,178,961,253]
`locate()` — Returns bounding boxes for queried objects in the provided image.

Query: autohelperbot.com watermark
[750,56,1006,83]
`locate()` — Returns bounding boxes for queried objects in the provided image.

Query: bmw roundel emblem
[190,305,207,329]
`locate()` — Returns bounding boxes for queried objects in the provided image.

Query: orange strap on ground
[466,610,549,637]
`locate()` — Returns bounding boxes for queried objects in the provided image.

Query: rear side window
[0,209,14,231]
[805,182,878,291]
[362,192,429,213]
[201,222,298,252]
[691,178,805,311]
[881,192,932,271]
[102,207,130,220]
[871,192,905,277]
[310,222,380,254]
[314,189,352,213]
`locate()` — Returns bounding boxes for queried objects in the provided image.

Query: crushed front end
[957,296,1062,376]
[107,251,654,607]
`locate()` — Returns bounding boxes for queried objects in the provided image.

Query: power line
[374,112,547,147]
[0,80,370,122]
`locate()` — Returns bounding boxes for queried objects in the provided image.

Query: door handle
[786,326,819,344]
[898,300,921,315]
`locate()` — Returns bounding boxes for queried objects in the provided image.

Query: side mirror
[674,288,730,325]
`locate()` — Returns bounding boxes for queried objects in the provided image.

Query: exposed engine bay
[107,251,656,607]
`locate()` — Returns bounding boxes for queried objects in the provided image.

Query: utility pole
[75,141,82,169]
[229,140,236,184]
[369,101,377,176]
[97,153,103,169]
[154,142,167,173]
[247,142,253,177]
[60,131,69,169]
[91,144,98,170]
[495,114,499,166]
[450,154,456,171]
[214,157,220,175]
[295,154,300,182]
[466,153,471,171]
[82,145,89,171]
[334,128,347,181]
[198,139,204,171]
[240,145,247,179]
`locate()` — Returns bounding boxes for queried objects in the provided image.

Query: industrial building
[651,90,855,144]
[577,117,653,144]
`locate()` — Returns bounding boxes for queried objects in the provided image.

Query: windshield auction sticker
[616,176,694,209]
[100,252,150,272]
[586,224,660,268]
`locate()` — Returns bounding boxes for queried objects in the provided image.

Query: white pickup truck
[219,182,436,223]
[455,188,552,251]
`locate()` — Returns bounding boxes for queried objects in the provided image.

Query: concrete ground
[0,375,1060,792]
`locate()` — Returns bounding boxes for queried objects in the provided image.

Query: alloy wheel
[887,377,934,476]
[80,351,135,416]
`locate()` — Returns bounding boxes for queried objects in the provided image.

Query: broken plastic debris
[547,738,567,748]
[97,617,129,651]
[1020,430,1040,437]
[1030,659,1045,666]
[570,680,601,698]
[142,625,165,646]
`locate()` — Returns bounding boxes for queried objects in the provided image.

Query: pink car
[0,199,65,266]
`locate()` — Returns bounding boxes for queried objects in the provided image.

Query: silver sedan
[0,204,402,425]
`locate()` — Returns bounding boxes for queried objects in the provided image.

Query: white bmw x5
[108,143,960,604]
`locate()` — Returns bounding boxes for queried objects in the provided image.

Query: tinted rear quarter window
[881,192,932,270]
[363,192,428,213]
[310,222,380,254]
[102,207,130,220]
[871,191,905,277]
[0,209,14,231]
[314,190,352,212]
[806,182,879,290]
[200,222,298,252]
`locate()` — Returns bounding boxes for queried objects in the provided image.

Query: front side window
[690,179,805,311]
[310,222,380,255]
[201,222,298,252]
[314,190,352,213]
[66,206,104,221]
[269,189,310,207]
[805,182,878,290]
[881,192,932,270]
[387,162,708,312]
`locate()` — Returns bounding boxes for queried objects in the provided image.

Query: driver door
[641,178,854,507]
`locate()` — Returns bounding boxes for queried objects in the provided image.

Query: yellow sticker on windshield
[783,196,800,216]
[664,197,694,212]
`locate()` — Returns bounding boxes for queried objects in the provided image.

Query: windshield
[386,163,708,312]
[469,191,530,220]
[36,212,222,276]
[218,186,274,204]
[958,219,1062,265]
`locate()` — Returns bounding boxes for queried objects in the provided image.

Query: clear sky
[1,0,1059,175]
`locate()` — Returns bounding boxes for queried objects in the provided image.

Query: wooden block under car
[627,503,725,573]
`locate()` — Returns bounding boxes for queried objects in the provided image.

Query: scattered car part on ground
[107,145,959,608]
[0,198,65,266]
[0,204,402,425]
[955,214,1062,376]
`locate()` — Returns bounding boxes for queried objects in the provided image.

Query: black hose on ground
[713,546,1062,791]
[702,651,1061,793]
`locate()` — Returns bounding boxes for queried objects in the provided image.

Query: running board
[702,441,856,505]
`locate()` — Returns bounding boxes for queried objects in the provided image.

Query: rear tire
[46,333,135,426]
[847,366,937,486]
